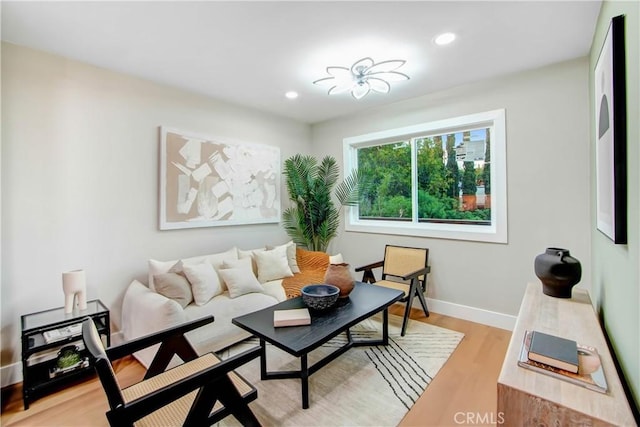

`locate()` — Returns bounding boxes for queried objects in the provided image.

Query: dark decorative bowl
[301,284,340,311]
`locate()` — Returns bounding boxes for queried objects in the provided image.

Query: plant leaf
[335,168,367,206]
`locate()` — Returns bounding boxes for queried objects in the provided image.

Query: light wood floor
[1,308,511,427]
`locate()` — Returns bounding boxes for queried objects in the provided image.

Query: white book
[273,308,311,327]
[43,323,82,343]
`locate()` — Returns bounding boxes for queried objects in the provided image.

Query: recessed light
[434,32,456,46]
[285,91,299,99]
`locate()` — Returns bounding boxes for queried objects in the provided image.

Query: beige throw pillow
[148,259,182,291]
[219,268,264,298]
[153,272,193,308]
[255,246,294,283]
[182,262,222,306]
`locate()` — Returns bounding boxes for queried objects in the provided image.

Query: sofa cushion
[183,262,222,306]
[255,246,293,283]
[153,272,193,308]
[219,267,264,298]
[121,280,187,367]
[183,291,280,354]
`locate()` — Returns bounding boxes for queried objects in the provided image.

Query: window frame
[343,109,507,243]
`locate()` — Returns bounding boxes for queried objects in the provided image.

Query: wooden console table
[497,283,635,426]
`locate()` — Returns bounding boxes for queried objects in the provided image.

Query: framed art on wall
[159,127,280,230]
[594,15,627,244]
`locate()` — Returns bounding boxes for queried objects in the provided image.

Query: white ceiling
[1,1,601,124]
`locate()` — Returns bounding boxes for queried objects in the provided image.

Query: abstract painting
[594,15,627,244]
[159,127,280,230]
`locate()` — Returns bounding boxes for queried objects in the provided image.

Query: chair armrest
[400,266,431,281]
[354,260,384,272]
[113,346,261,423]
[106,316,214,361]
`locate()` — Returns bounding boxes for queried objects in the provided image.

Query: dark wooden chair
[355,245,430,336]
[82,316,261,427]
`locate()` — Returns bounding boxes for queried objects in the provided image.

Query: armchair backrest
[382,245,429,282]
[82,318,125,410]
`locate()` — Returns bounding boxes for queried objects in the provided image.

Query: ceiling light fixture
[285,91,299,99]
[313,57,409,100]
[434,32,456,46]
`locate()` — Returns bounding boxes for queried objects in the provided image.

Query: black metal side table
[20,299,110,409]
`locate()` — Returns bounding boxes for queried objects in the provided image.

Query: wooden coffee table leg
[301,354,309,409]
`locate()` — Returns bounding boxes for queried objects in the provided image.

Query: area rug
[217,314,464,426]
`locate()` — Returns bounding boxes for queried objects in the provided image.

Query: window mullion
[410,138,418,223]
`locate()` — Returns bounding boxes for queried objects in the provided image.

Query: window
[343,109,507,243]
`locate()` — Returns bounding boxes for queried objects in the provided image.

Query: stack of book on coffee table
[518,330,608,393]
[273,308,311,327]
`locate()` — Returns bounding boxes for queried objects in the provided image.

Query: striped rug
[218,314,464,427]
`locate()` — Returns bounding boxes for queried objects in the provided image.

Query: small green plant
[57,347,81,369]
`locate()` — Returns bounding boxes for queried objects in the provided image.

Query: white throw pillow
[203,247,239,290]
[147,248,236,291]
[238,247,266,275]
[222,258,254,275]
[204,247,238,267]
[267,241,300,273]
[255,246,294,283]
[182,262,222,306]
[218,268,264,298]
[329,253,344,264]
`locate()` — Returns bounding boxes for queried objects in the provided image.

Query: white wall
[0,43,310,372]
[312,58,592,318]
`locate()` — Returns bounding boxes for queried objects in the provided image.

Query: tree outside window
[343,109,507,243]
[357,128,491,225]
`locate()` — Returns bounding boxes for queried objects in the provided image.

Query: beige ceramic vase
[324,263,354,298]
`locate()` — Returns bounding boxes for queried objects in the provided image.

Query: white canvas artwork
[159,127,280,230]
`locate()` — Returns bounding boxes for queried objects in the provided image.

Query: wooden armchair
[82,316,261,427]
[355,245,430,336]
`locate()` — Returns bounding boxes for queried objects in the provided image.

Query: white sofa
[121,245,293,367]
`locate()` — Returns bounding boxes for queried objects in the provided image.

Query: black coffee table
[232,282,403,409]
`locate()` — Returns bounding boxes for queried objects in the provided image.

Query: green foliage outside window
[461,162,477,195]
[357,129,491,223]
[483,128,491,195]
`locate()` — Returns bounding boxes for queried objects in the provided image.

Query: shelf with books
[20,299,110,410]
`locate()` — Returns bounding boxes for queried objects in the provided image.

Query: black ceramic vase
[534,248,582,298]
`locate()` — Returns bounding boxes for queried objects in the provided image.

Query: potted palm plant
[282,154,364,252]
